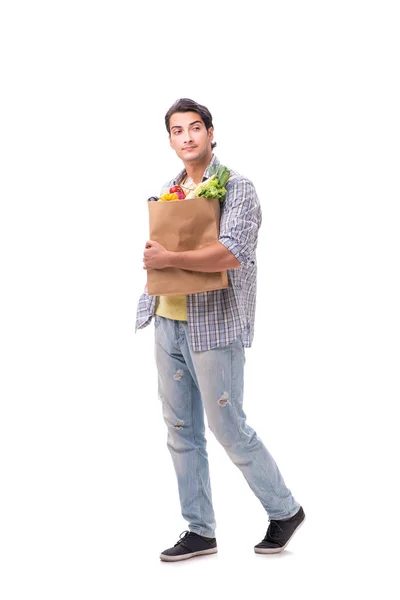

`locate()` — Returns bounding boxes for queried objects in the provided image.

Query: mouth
[183,146,197,151]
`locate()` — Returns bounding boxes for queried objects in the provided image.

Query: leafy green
[195,166,230,201]
[198,181,227,199]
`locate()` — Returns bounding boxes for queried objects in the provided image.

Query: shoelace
[174,530,192,547]
[266,520,284,541]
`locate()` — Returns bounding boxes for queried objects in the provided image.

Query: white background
[1,1,399,598]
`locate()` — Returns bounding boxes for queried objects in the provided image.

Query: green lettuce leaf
[198,182,227,199]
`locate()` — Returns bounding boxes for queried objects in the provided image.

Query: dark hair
[165,98,217,149]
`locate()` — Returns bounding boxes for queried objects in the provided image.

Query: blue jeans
[154,315,300,538]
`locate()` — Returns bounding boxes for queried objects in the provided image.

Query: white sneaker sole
[254,516,306,554]
[160,547,218,562]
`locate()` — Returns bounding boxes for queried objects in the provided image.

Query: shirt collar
[175,153,220,185]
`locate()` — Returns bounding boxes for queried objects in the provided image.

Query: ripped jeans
[154,315,300,538]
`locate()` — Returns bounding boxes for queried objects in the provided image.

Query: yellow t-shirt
[155,294,187,320]
[154,175,197,321]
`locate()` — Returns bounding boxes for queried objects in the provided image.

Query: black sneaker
[254,506,306,554]
[160,530,218,562]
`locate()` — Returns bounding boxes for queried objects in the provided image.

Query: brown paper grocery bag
[146,196,229,296]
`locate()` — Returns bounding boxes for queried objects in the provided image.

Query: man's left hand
[143,240,171,270]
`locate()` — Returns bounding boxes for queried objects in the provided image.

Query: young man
[135,98,305,562]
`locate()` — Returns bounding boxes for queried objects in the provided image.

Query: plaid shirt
[135,154,262,351]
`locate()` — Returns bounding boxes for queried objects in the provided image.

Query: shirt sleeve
[218,177,262,267]
[135,290,156,332]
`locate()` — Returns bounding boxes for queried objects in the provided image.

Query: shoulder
[222,167,259,207]
[160,167,186,195]
[159,178,174,195]
[222,165,257,193]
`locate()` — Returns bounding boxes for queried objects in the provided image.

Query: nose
[182,129,193,144]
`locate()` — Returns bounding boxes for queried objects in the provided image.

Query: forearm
[167,241,240,272]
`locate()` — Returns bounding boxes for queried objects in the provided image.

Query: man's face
[169,111,214,163]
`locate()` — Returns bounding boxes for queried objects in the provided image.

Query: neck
[183,150,213,185]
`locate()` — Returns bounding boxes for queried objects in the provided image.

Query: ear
[208,126,214,143]
[169,135,173,149]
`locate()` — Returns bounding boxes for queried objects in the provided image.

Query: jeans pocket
[154,314,161,328]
